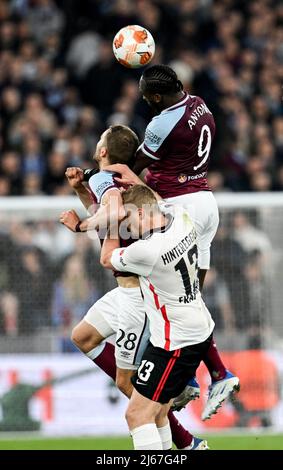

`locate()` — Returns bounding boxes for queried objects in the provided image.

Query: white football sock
[131,423,163,450]
[157,422,172,450]
[86,343,105,360]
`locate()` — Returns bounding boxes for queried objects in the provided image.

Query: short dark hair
[141,64,183,95]
[106,125,139,165]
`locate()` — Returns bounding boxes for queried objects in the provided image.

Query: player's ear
[100,146,108,158]
[154,93,162,103]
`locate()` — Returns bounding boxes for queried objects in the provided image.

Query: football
[112,25,155,68]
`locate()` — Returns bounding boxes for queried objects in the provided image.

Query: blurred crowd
[0,0,282,348]
[0,208,275,349]
[0,222,116,350]
[205,210,272,336]
[0,0,283,195]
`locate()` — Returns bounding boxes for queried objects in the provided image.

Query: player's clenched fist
[59,209,80,232]
[65,167,84,188]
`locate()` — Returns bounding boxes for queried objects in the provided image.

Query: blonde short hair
[122,185,159,211]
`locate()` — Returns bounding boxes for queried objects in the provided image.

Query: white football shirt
[111,206,214,351]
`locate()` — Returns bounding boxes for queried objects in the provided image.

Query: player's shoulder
[125,238,157,262]
[186,94,212,113]
[145,105,187,144]
[88,170,117,194]
[134,235,161,254]
[88,170,118,203]
[89,170,115,184]
[146,94,203,131]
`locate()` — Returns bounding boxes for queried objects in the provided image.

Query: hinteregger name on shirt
[161,228,197,266]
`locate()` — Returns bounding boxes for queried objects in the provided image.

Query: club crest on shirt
[178,174,187,183]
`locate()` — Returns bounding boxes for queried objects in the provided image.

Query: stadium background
[0,0,283,450]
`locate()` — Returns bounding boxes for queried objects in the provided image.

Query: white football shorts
[115,286,150,370]
[83,287,120,338]
[84,286,149,370]
[165,191,219,270]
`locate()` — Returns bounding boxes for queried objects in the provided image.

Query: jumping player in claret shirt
[105,65,240,420]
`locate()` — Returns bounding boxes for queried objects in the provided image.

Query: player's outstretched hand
[104,164,144,187]
[59,209,80,232]
[65,167,84,188]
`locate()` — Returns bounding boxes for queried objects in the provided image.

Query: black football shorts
[132,334,212,403]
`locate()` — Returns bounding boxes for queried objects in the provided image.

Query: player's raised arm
[84,188,126,232]
[100,228,120,269]
[60,187,126,233]
[65,166,97,214]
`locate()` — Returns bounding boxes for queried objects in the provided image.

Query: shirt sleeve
[88,171,119,204]
[139,119,164,160]
[140,105,186,160]
[110,241,156,277]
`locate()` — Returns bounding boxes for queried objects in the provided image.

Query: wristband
[75,221,82,232]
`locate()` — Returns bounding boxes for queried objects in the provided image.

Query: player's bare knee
[71,324,101,353]
[71,328,92,353]
[71,325,84,349]
[126,400,156,429]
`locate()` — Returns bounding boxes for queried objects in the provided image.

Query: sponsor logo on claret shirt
[178,174,187,183]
